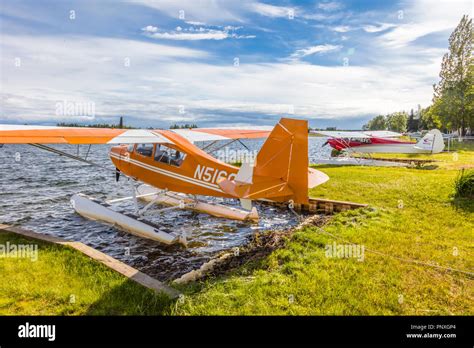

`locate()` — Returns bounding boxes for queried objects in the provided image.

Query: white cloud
[381,23,442,48]
[379,0,471,48]
[250,2,343,22]
[1,0,466,127]
[224,25,243,31]
[290,44,342,59]
[302,12,342,21]
[233,34,256,39]
[129,0,245,23]
[1,31,446,126]
[362,23,396,33]
[317,2,343,11]
[132,0,340,24]
[147,30,229,40]
[249,2,294,18]
[142,25,158,33]
[1,34,208,61]
[185,21,207,26]
[331,25,352,33]
[0,35,209,122]
[142,25,255,41]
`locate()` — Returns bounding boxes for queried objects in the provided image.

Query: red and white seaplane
[0,118,329,246]
[313,129,445,154]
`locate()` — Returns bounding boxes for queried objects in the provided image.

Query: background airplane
[313,129,445,154]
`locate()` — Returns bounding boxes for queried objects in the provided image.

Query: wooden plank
[309,197,368,208]
[0,225,180,298]
[259,197,367,214]
[341,204,351,212]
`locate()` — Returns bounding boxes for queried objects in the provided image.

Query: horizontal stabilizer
[308,168,329,188]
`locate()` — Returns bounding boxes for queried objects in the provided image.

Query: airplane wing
[311,130,370,138]
[362,131,401,138]
[0,125,172,144]
[311,130,402,138]
[170,126,273,143]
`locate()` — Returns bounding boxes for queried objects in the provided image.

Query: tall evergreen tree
[407,109,419,132]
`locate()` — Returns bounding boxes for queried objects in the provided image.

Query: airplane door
[118,144,133,176]
[130,143,154,178]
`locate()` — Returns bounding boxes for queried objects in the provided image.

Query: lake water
[0,137,331,281]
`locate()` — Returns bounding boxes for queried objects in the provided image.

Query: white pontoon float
[136,184,259,222]
[71,193,188,246]
[70,184,259,247]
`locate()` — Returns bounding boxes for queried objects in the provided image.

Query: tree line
[56,119,199,130]
[169,123,198,129]
[56,122,134,129]
[57,116,135,129]
[364,15,473,135]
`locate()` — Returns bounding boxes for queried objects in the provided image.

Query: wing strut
[29,143,112,171]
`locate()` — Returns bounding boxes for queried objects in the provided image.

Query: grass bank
[0,232,170,315]
[172,164,473,315]
[0,149,472,315]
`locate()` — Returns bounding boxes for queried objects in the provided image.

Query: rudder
[414,129,445,153]
[253,118,309,204]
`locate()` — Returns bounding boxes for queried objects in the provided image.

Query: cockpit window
[154,144,186,167]
[135,143,154,157]
[127,144,134,153]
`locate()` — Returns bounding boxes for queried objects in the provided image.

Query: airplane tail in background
[218,118,328,205]
[414,129,445,153]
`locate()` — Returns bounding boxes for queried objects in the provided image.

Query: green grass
[1,149,473,315]
[170,164,473,315]
[0,233,173,315]
[454,169,474,198]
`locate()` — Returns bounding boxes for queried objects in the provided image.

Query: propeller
[115,168,121,182]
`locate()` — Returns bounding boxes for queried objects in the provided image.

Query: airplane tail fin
[414,129,445,153]
[218,118,313,205]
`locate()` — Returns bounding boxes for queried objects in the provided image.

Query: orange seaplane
[0,118,329,246]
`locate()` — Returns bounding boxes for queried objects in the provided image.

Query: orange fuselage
[109,130,239,198]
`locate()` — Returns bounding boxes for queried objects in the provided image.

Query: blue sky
[0,0,471,129]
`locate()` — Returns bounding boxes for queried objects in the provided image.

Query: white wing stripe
[170,129,228,143]
[107,130,173,144]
